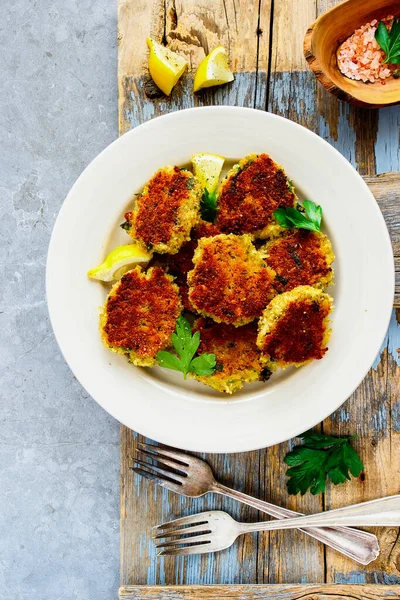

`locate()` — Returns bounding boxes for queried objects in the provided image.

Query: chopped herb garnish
[274,200,322,233]
[156,315,216,379]
[187,177,195,190]
[375,19,400,65]
[284,430,364,495]
[287,179,295,193]
[200,188,218,222]
[120,221,132,231]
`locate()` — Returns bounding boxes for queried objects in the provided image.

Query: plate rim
[46,106,395,453]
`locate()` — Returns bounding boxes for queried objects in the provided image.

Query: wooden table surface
[117,0,400,597]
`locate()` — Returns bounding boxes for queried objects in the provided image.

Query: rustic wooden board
[119,584,400,598]
[118,0,400,595]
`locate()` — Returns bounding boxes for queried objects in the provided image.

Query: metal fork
[153,495,400,556]
[132,442,380,565]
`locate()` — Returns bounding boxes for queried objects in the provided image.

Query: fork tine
[131,467,183,493]
[136,448,188,475]
[152,523,209,540]
[138,442,190,466]
[154,533,212,549]
[153,514,209,533]
[157,543,212,557]
[134,457,185,484]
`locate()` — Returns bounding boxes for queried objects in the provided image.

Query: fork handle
[212,482,380,565]
[242,495,400,533]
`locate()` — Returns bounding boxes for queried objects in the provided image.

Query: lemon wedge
[191,153,225,192]
[147,38,188,96]
[87,244,152,282]
[193,46,234,92]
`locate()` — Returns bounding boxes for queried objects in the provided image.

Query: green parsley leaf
[284,430,364,495]
[303,200,322,229]
[273,200,322,233]
[156,315,216,379]
[156,351,185,372]
[190,353,216,376]
[375,19,400,65]
[200,188,218,222]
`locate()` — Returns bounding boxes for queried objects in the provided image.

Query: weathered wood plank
[267,0,399,587]
[364,172,400,308]
[309,1,400,583]
[119,0,400,591]
[259,438,325,583]
[119,584,400,598]
[267,0,399,584]
[324,333,400,584]
[118,0,272,136]
[121,430,270,586]
[118,0,274,587]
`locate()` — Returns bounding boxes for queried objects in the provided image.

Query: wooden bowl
[304,0,400,108]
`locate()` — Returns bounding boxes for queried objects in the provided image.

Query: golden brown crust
[124,166,202,254]
[257,286,333,368]
[216,154,296,238]
[100,266,182,366]
[262,229,335,293]
[163,221,222,311]
[191,318,269,394]
[188,234,276,326]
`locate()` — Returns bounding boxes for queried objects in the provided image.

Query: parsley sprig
[284,430,364,495]
[157,315,216,379]
[375,19,400,65]
[200,189,218,223]
[274,200,322,233]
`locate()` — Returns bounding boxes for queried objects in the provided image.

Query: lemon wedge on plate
[87,244,152,282]
[193,46,234,92]
[147,38,188,96]
[191,153,225,192]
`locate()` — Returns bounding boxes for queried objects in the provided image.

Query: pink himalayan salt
[337,16,395,83]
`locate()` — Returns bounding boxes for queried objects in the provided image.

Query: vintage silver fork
[132,442,380,565]
[153,495,400,557]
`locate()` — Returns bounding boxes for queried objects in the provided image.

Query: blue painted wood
[120,0,400,589]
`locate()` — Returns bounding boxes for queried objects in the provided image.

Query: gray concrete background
[0,1,120,598]
[1,1,399,598]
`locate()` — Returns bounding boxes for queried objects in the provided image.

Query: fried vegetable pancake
[216,153,296,238]
[124,166,202,254]
[191,318,270,394]
[188,233,276,326]
[164,221,221,311]
[262,230,334,293]
[100,266,182,366]
[257,285,333,368]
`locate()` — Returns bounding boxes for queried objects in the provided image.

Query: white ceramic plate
[46,107,394,453]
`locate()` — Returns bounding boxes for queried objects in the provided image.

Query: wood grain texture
[119,584,400,598]
[266,0,400,585]
[118,0,400,592]
[121,430,271,586]
[365,172,400,308]
[118,0,272,135]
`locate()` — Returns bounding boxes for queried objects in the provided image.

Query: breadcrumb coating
[164,221,221,311]
[188,233,276,326]
[124,166,202,254]
[191,318,269,394]
[216,154,296,238]
[100,266,182,366]
[262,229,334,293]
[257,285,333,368]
